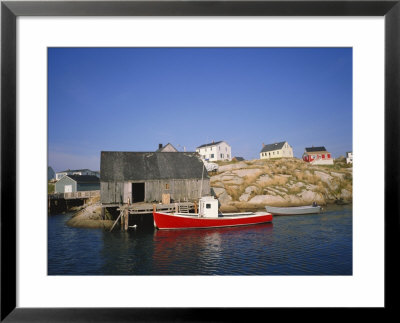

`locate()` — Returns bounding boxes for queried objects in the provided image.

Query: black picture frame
[1,0,399,321]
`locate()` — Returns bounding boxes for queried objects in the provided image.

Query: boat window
[206,204,211,209]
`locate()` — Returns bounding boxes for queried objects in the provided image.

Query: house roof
[304,146,328,153]
[233,157,245,161]
[57,168,94,173]
[260,141,286,153]
[65,175,100,183]
[156,143,178,152]
[100,151,208,181]
[196,141,224,149]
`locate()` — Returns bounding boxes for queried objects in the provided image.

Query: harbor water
[48,204,352,275]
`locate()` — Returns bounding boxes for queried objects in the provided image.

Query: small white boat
[265,205,322,215]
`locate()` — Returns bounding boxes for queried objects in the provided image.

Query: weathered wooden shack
[100,151,210,205]
[55,175,100,193]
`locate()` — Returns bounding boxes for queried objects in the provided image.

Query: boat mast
[199,160,205,199]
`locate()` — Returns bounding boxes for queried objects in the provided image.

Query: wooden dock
[49,190,100,200]
[108,201,196,231]
[48,190,100,214]
[125,202,194,214]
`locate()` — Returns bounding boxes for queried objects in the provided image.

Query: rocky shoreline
[66,202,114,229]
[212,158,352,212]
[65,157,352,228]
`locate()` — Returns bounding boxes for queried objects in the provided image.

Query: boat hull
[153,211,273,230]
[265,205,321,215]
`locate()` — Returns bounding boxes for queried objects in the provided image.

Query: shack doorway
[132,182,145,203]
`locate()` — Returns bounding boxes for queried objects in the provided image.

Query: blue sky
[48,47,352,172]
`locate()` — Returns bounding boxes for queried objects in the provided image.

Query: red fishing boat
[153,196,273,230]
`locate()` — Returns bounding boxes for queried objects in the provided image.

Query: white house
[260,141,293,160]
[55,169,100,180]
[196,141,232,162]
[346,151,353,164]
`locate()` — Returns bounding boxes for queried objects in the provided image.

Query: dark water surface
[48,205,352,275]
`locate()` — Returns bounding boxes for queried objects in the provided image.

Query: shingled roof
[196,141,224,148]
[305,146,328,153]
[260,141,286,153]
[100,151,208,181]
[156,143,178,152]
[66,175,100,183]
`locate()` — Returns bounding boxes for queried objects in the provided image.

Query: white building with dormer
[260,141,293,160]
[196,141,232,162]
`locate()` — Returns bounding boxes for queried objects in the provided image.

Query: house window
[206,203,211,209]
[322,154,325,158]
[220,154,224,158]
[211,154,214,158]
[328,154,331,158]
[227,154,229,158]
[165,184,170,190]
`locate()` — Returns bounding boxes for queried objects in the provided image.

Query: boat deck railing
[117,202,195,214]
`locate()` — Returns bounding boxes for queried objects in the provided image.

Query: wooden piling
[124,209,129,231]
[110,211,122,232]
[120,208,125,231]
[194,201,198,213]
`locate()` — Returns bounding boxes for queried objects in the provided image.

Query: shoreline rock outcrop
[211,158,352,212]
[66,202,114,229]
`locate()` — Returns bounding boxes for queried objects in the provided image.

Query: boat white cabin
[198,196,219,218]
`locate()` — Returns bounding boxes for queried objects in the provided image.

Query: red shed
[302,146,333,165]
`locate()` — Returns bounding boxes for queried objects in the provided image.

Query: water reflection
[48,206,352,275]
[152,224,274,275]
